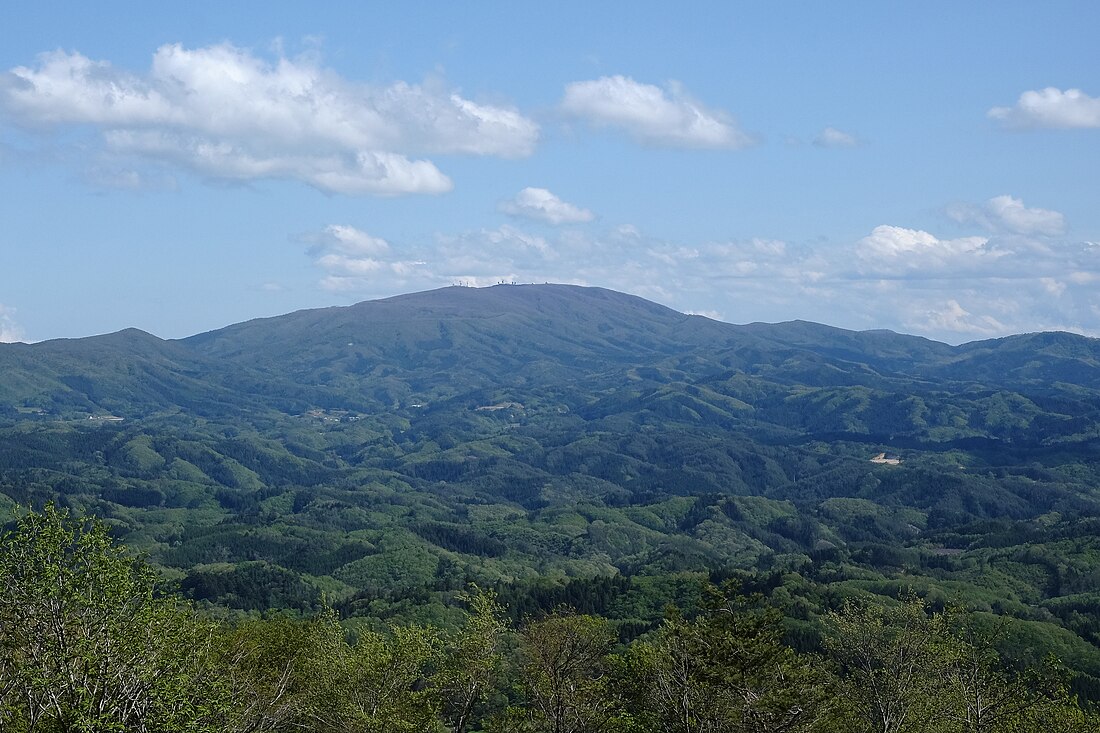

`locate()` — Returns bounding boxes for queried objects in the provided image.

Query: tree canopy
[0,506,1095,732]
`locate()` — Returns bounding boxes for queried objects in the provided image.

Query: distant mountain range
[3,284,1100,698]
[3,284,1098,425]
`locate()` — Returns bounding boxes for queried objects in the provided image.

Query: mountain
[0,328,247,415]
[3,284,1100,698]
[4,283,1099,421]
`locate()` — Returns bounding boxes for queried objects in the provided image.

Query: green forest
[2,285,1100,730]
[2,505,1094,733]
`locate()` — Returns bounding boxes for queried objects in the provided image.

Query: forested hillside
[2,284,1100,710]
[2,506,1094,732]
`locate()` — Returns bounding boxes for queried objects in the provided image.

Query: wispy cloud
[561,75,754,149]
[812,126,860,148]
[305,225,429,290]
[305,191,1100,343]
[946,194,1065,237]
[499,187,595,225]
[0,44,539,195]
[907,298,1008,337]
[80,166,178,192]
[0,304,24,343]
[306,221,565,295]
[988,87,1100,129]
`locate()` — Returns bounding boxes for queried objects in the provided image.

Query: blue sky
[2,2,1098,344]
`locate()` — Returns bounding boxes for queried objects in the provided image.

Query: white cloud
[1040,277,1066,296]
[989,87,1100,129]
[307,224,475,296]
[0,304,24,343]
[307,220,599,296]
[822,216,1100,339]
[947,195,1065,236]
[499,187,595,225]
[812,126,859,148]
[908,299,1008,337]
[315,254,387,275]
[307,225,429,284]
[742,238,787,257]
[101,130,453,196]
[856,225,995,273]
[0,44,539,194]
[302,212,1100,344]
[984,195,1066,236]
[311,224,391,256]
[611,224,642,241]
[561,75,753,149]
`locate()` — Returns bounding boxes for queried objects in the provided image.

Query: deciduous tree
[439,590,509,733]
[0,504,227,732]
[515,611,620,733]
[625,582,830,733]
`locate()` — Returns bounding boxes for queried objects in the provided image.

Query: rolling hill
[2,284,1100,698]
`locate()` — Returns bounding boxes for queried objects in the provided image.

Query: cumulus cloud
[946,195,1065,237]
[306,223,546,294]
[721,221,1100,340]
[988,87,1100,129]
[311,224,391,256]
[838,216,1100,339]
[812,126,859,148]
[304,209,1100,344]
[306,225,428,288]
[986,195,1066,236]
[307,220,597,296]
[0,304,24,343]
[856,225,996,273]
[499,187,595,225]
[0,44,539,194]
[561,75,753,149]
[908,299,1008,337]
